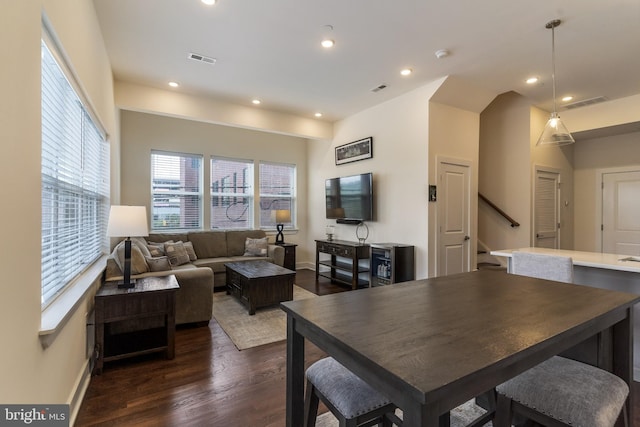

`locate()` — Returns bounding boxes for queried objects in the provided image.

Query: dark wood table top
[98,275,179,297]
[225,260,295,278]
[282,269,640,425]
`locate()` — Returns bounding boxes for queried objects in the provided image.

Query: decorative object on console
[536,19,574,147]
[335,136,372,165]
[106,205,149,288]
[325,225,335,241]
[355,222,369,244]
[273,209,291,244]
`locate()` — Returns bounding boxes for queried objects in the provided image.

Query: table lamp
[106,205,149,288]
[274,209,291,244]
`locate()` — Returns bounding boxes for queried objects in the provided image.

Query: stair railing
[478,193,520,228]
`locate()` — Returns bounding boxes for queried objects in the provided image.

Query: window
[151,151,203,231]
[259,162,296,228]
[41,39,110,306]
[211,157,254,229]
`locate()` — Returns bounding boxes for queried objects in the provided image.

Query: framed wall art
[335,137,373,165]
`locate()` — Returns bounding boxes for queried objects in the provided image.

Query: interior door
[437,160,471,276]
[534,168,560,249]
[602,170,640,255]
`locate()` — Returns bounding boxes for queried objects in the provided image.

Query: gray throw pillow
[145,256,172,272]
[183,241,198,261]
[243,237,268,257]
[164,241,191,266]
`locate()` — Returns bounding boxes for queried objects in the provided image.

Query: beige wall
[573,131,640,251]
[120,110,310,253]
[307,81,441,279]
[0,0,116,422]
[478,92,533,251]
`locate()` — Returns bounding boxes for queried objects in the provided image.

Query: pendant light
[536,19,575,147]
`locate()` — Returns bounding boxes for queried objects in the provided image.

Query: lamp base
[276,223,285,244]
[116,279,137,289]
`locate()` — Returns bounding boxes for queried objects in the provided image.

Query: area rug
[315,399,491,427]
[212,285,317,350]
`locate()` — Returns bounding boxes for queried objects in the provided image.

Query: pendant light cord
[551,24,557,114]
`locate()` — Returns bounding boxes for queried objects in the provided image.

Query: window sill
[39,255,107,349]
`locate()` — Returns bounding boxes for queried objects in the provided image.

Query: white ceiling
[92,0,640,123]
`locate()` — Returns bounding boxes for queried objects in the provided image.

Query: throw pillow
[130,237,151,258]
[145,256,172,272]
[164,241,191,266]
[183,241,198,261]
[147,244,165,257]
[113,240,149,275]
[243,237,268,257]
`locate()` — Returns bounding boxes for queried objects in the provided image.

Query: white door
[437,160,471,276]
[534,168,560,249]
[602,170,640,255]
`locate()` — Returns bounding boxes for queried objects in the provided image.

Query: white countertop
[491,247,640,274]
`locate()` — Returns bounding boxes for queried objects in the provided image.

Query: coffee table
[225,260,295,315]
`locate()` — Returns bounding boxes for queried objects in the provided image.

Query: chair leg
[304,379,319,427]
[494,393,513,427]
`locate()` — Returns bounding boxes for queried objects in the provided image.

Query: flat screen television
[325,172,373,223]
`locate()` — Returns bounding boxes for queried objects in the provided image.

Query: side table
[94,275,179,374]
[277,243,297,271]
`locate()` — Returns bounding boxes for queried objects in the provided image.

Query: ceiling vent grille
[188,52,217,65]
[371,84,387,93]
[564,96,607,109]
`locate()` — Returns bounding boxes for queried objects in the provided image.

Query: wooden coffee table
[225,260,295,315]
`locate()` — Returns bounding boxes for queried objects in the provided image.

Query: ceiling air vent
[371,84,387,93]
[188,52,217,65]
[564,96,607,110]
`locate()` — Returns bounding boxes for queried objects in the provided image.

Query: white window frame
[210,156,254,230]
[40,31,110,310]
[259,161,297,229]
[150,150,204,231]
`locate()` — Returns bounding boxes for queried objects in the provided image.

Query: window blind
[41,39,109,306]
[210,157,254,229]
[259,162,296,228]
[151,151,203,230]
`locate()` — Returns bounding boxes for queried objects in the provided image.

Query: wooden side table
[94,275,179,374]
[277,243,297,271]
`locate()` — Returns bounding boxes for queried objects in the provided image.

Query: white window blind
[151,151,203,230]
[259,162,296,228]
[41,39,109,306]
[211,157,254,229]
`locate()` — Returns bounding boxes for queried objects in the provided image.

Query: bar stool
[304,357,401,427]
[495,355,629,427]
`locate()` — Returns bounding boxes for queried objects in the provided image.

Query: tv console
[315,239,370,290]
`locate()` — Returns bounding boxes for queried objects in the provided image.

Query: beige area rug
[315,399,492,427]
[212,285,317,350]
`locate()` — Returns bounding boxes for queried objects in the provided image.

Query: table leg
[401,402,444,427]
[612,307,634,425]
[286,315,305,427]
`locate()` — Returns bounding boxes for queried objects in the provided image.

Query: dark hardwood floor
[75,269,640,426]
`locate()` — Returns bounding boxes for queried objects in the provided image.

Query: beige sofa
[105,229,285,325]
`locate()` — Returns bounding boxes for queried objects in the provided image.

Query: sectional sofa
[105,229,285,325]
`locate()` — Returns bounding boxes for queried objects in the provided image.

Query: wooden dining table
[281,269,640,427]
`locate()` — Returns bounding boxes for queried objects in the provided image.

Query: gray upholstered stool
[495,356,629,427]
[304,357,400,427]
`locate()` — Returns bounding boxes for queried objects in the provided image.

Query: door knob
[463,235,470,241]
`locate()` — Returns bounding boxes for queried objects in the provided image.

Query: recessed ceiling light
[435,49,450,59]
[562,96,574,102]
[315,112,323,118]
[168,81,179,88]
[526,77,539,84]
[400,68,412,76]
[321,39,335,48]
[252,99,261,105]
[201,0,216,5]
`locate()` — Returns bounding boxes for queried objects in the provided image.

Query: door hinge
[557,222,561,229]
[601,224,604,231]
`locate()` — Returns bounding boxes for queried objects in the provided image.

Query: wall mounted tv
[325,172,374,224]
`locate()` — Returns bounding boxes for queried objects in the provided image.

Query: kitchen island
[491,247,640,380]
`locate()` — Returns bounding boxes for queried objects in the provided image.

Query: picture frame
[335,137,373,165]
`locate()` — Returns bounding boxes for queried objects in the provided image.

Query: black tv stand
[336,218,362,225]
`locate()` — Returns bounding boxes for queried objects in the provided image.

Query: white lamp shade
[274,209,291,223]
[106,205,149,238]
